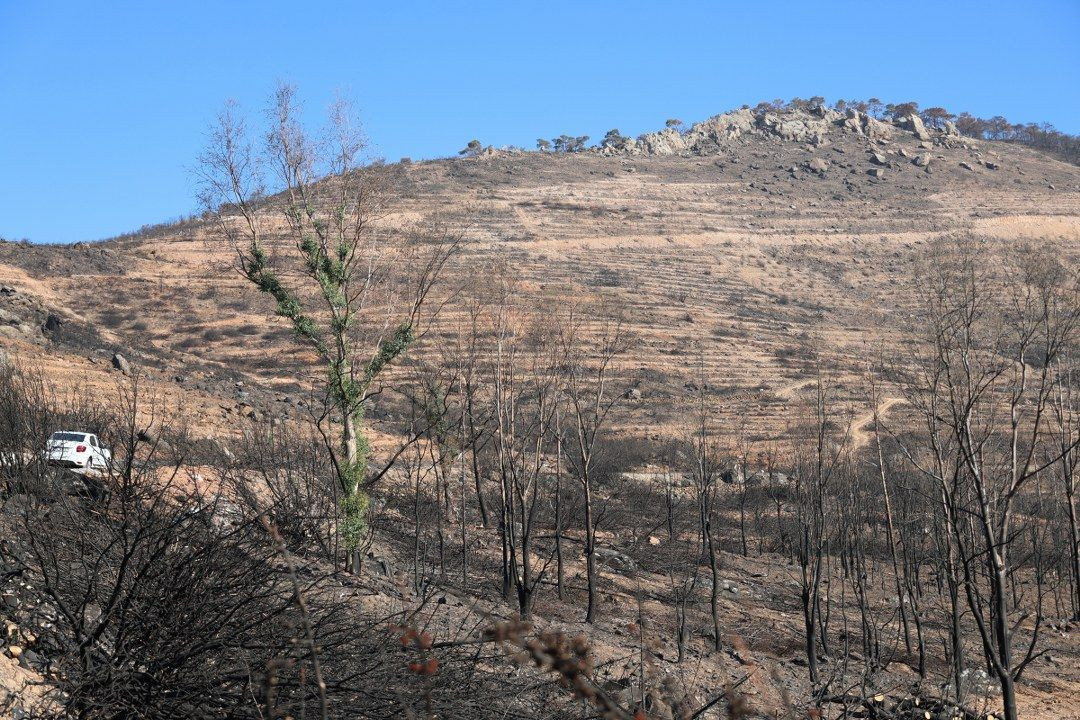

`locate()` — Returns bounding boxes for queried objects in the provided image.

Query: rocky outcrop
[759,111,830,144]
[842,110,894,140]
[634,108,758,155]
[621,106,959,157]
[635,128,688,156]
[681,108,756,149]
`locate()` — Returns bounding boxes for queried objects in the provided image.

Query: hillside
[1,107,1078,443]
[2,106,1080,720]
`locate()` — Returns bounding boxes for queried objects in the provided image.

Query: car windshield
[51,432,86,443]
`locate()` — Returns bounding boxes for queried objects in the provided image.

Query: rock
[960,161,975,171]
[680,108,756,152]
[983,160,1000,170]
[648,535,661,546]
[368,554,394,576]
[863,115,894,140]
[913,153,932,167]
[595,547,636,572]
[635,128,688,156]
[869,152,889,166]
[6,645,22,658]
[624,388,642,400]
[19,648,41,670]
[899,114,931,141]
[0,285,15,296]
[868,168,886,179]
[806,157,828,174]
[760,111,829,144]
[721,464,745,484]
[111,352,131,375]
[944,120,960,136]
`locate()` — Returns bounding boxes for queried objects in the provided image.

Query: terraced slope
[1,118,1078,448]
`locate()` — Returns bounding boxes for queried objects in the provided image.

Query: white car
[45,431,111,471]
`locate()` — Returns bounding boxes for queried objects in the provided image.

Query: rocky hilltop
[0,103,1079,720]
[616,105,963,156]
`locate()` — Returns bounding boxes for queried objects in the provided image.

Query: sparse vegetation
[2,93,1079,720]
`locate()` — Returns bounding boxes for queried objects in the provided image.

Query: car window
[52,432,86,442]
[89,436,98,447]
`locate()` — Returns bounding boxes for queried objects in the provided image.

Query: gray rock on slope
[842,110,894,140]
[759,111,830,144]
[111,352,131,375]
[636,128,688,156]
[634,108,756,156]
[898,114,932,141]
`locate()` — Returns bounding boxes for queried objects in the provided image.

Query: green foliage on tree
[198,85,458,570]
[601,128,629,150]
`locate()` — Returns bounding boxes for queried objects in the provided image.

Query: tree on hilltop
[886,100,920,119]
[601,128,629,150]
[920,106,955,129]
[551,134,589,153]
[460,139,485,156]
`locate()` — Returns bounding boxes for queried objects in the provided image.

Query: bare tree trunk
[555,407,565,601]
[584,477,597,623]
[706,512,722,652]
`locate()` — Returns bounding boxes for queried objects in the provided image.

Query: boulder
[595,547,636,573]
[806,157,828,174]
[841,109,864,134]
[944,120,960,136]
[111,352,131,375]
[984,160,1000,170]
[624,388,642,400]
[635,128,688,156]
[759,111,829,144]
[913,153,932,168]
[898,114,931,141]
[960,161,975,171]
[869,152,889,166]
[868,168,886,179]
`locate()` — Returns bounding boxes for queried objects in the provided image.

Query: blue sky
[2,1,1078,244]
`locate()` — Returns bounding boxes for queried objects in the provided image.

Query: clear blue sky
[2,1,1078,244]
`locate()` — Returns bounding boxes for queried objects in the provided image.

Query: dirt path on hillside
[849,396,902,450]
